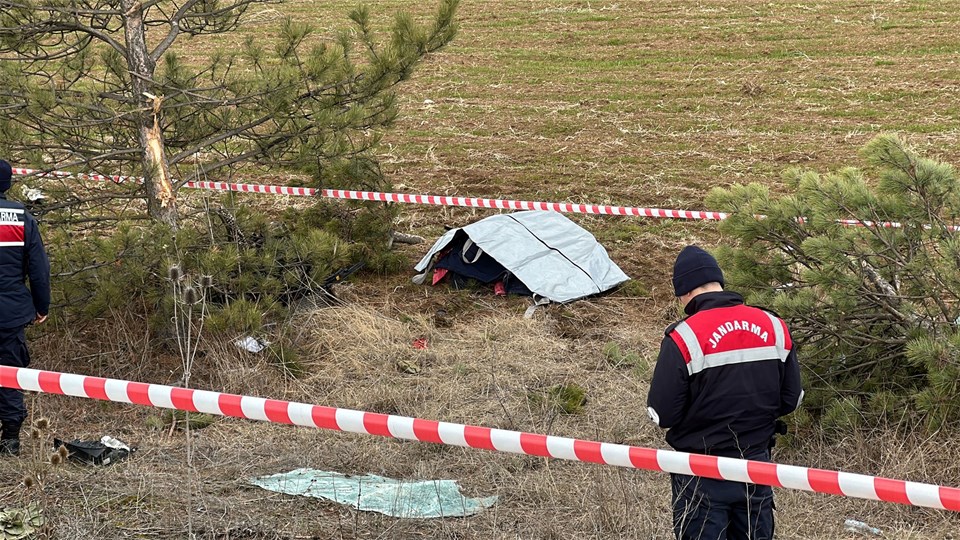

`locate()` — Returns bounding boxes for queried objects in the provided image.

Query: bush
[529,383,587,415]
[49,195,402,338]
[707,134,960,432]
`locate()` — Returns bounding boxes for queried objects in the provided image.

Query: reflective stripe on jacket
[670,304,792,375]
[0,207,25,247]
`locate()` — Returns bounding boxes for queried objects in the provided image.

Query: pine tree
[0,1,458,340]
[0,0,458,227]
[707,134,960,431]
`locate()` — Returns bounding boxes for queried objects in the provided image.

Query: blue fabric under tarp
[432,231,532,295]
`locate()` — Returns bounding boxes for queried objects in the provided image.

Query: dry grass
[5,286,960,538]
[5,0,960,538]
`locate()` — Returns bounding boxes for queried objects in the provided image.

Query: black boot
[0,438,19,456]
[0,421,22,456]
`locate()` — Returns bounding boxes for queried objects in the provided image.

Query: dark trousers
[0,326,30,427]
[671,453,774,540]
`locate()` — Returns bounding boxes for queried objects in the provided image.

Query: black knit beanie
[672,245,724,297]
[0,160,11,193]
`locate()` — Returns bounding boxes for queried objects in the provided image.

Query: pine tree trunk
[122,0,178,228]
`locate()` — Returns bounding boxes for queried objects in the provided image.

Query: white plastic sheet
[249,468,497,519]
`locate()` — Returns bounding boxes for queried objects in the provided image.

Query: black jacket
[0,194,50,329]
[647,291,802,458]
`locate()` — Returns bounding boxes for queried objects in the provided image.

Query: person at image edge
[647,245,803,540]
[0,160,50,456]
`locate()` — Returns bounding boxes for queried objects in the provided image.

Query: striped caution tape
[11,167,727,221]
[13,166,960,230]
[3,365,959,512]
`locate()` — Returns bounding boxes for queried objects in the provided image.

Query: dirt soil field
[3,0,960,538]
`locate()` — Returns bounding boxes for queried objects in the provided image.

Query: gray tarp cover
[414,210,629,303]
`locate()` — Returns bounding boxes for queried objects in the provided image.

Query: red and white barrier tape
[3,365,959,512]
[14,167,960,230]
[14,167,727,220]
[7,167,725,221]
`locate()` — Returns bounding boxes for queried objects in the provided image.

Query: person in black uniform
[647,245,802,540]
[0,160,50,456]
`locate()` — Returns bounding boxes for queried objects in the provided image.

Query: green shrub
[602,341,641,368]
[707,134,960,432]
[50,196,399,338]
[267,342,307,379]
[530,383,587,415]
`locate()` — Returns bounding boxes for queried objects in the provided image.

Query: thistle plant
[167,266,212,391]
[167,265,213,538]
